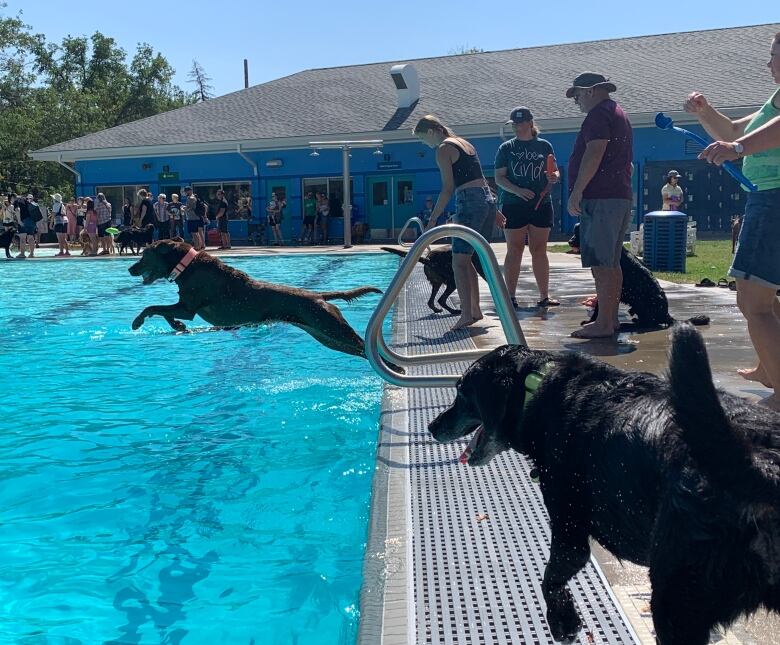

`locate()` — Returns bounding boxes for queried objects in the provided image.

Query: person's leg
[452,252,477,329]
[503,227,528,299]
[527,224,555,303]
[27,233,35,257]
[736,281,780,407]
[738,298,780,386]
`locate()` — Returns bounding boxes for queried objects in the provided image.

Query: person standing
[686,32,780,410]
[51,193,70,256]
[84,197,98,256]
[316,192,330,244]
[566,72,634,338]
[137,189,153,229]
[15,194,36,258]
[413,114,502,330]
[122,197,133,227]
[661,170,684,211]
[167,193,183,238]
[65,197,78,241]
[266,191,283,246]
[215,189,230,249]
[302,192,317,243]
[184,195,204,250]
[495,106,561,309]
[153,193,170,240]
[95,192,113,255]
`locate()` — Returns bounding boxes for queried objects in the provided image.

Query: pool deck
[359,243,780,645]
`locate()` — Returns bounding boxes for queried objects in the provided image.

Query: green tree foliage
[0,4,194,199]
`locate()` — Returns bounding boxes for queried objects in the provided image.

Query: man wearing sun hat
[566,72,633,338]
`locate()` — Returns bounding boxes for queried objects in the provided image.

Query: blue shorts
[579,199,633,268]
[186,220,200,234]
[730,187,780,289]
[452,186,496,254]
[21,218,36,236]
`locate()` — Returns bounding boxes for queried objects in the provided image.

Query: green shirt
[494,137,555,206]
[304,198,317,217]
[742,88,780,191]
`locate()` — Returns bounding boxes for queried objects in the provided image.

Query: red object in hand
[535,154,558,210]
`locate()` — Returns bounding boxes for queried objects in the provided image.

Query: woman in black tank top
[413,114,504,330]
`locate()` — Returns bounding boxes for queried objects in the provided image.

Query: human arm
[425,144,456,231]
[494,167,535,200]
[684,92,757,141]
[567,140,608,215]
[699,114,780,165]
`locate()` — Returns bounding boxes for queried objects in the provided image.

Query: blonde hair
[171,193,179,202]
[413,114,456,138]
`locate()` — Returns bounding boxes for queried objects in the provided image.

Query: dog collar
[459,362,552,465]
[168,247,199,282]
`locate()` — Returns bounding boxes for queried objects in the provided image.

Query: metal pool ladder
[365,223,526,388]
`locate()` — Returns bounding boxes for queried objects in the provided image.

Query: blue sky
[8,1,776,97]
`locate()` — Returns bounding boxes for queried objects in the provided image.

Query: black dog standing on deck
[382,246,485,315]
[128,239,392,364]
[586,247,710,330]
[1,227,15,258]
[428,325,780,645]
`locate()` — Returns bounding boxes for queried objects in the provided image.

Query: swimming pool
[0,252,397,644]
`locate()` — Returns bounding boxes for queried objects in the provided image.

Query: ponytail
[413,114,456,138]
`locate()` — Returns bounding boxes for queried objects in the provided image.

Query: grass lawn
[549,240,734,284]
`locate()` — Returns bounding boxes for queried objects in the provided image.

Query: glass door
[394,174,416,239]
[365,177,392,239]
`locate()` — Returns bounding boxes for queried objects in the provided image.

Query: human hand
[495,210,506,229]
[699,141,740,165]
[547,172,560,184]
[567,191,583,216]
[684,92,709,114]
[516,188,535,201]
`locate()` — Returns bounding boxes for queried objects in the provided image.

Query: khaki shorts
[579,199,633,268]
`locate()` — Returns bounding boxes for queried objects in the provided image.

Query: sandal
[695,278,717,287]
[728,281,737,291]
[717,278,729,288]
[537,297,560,307]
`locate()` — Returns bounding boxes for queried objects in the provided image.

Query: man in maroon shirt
[566,72,634,338]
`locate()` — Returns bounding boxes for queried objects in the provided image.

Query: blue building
[31,23,779,242]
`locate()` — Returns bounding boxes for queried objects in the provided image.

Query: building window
[96,185,150,219]
[192,182,251,219]
[302,177,353,217]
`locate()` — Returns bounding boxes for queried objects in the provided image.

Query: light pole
[309,139,383,248]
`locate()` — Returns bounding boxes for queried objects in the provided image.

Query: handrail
[366,224,526,387]
[397,216,425,247]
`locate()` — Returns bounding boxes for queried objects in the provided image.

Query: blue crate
[642,210,687,272]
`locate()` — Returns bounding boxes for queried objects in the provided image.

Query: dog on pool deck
[428,324,780,645]
[1,226,15,258]
[117,224,155,255]
[129,239,399,367]
[381,246,485,315]
[584,247,710,330]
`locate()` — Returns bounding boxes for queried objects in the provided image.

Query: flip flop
[695,278,716,287]
[728,281,737,291]
[537,297,560,307]
[717,278,729,288]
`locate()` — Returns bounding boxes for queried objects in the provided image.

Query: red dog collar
[168,247,199,282]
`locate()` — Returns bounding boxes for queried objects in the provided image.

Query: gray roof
[34,23,780,157]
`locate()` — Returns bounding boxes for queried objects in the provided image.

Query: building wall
[73,122,744,241]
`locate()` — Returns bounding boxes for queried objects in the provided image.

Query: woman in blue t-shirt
[495,106,561,309]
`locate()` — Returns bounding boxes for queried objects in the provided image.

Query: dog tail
[380,246,432,266]
[668,324,774,499]
[320,286,382,302]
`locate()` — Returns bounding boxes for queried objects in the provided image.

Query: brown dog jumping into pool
[129,239,388,363]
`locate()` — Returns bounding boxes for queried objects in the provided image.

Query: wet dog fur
[382,245,485,315]
[428,325,780,644]
[586,248,710,330]
[128,239,390,363]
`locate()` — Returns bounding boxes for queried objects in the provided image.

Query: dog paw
[131,316,145,330]
[546,588,582,643]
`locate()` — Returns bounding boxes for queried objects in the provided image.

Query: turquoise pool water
[0,253,397,644]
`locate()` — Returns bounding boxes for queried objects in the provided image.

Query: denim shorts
[730,187,780,289]
[21,218,36,236]
[453,186,496,254]
[579,199,633,268]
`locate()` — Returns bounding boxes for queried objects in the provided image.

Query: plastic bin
[642,210,687,272]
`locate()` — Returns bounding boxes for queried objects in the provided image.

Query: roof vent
[389,64,419,109]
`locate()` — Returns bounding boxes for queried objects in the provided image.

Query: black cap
[506,106,534,124]
[183,186,193,191]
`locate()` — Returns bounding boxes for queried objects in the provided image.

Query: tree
[447,45,485,55]
[0,4,194,199]
[188,59,213,102]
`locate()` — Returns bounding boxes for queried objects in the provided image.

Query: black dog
[586,248,710,329]
[382,246,485,315]
[429,325,780,644]
[429,326,779,642]
[1,227,15,258]
[117,224,155,255]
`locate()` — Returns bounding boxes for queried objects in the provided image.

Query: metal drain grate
[398,267,639,644]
